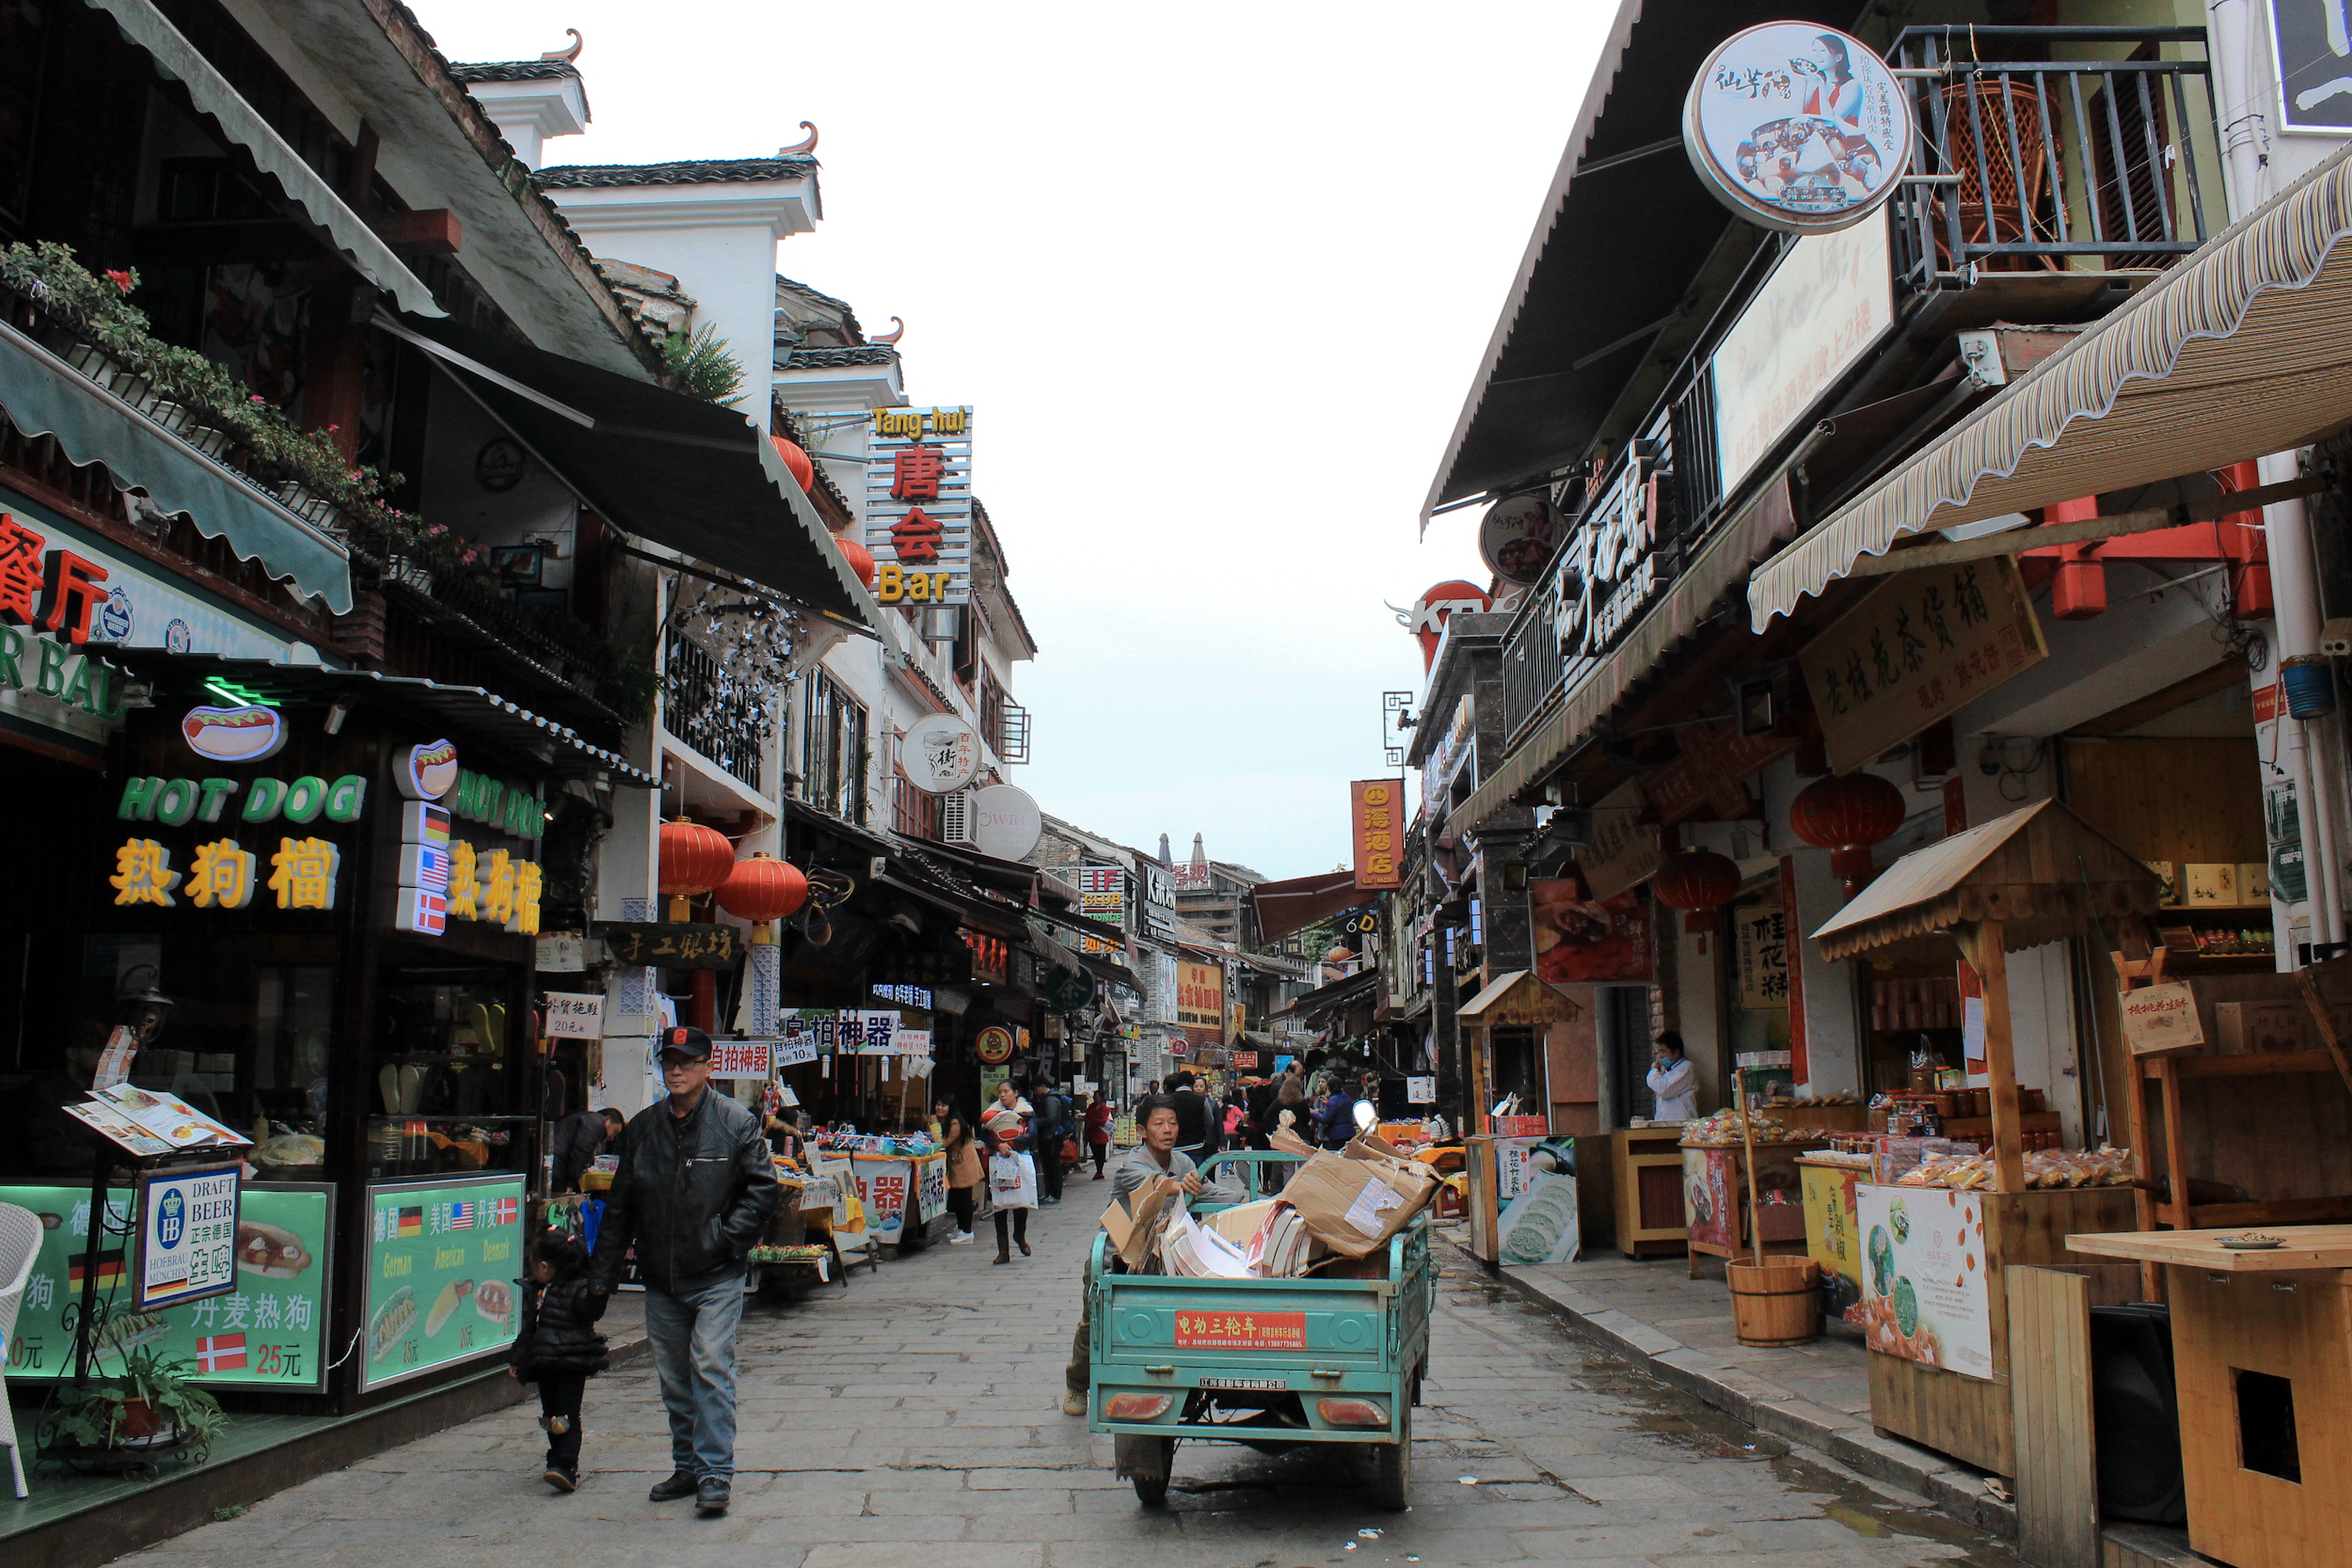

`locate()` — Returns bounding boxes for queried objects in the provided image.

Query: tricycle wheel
[1116,1433,1174,1506]
[1373,1406,1411,1512]
[1132,1470,1168,1506]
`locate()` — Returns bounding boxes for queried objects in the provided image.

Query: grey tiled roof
[450,59,581,83]
[534,157,818,189]
[781,345,898,369]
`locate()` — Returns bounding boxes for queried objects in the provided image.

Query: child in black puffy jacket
[509,1230,610,1492]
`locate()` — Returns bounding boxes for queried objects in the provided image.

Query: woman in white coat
[1645,1032,1698,1121]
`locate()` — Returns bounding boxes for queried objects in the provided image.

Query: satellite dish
[972,784,1042,860]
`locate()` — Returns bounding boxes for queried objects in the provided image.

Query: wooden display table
[2067,1227,2352,1568]
[1681,1139,1821,1277]
[1612,1126,1688,1259]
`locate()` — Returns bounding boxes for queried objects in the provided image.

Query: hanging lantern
[835,535,877,589]
[659,817,735,918]
[716,852,809,924]
[1652,848,1740,933]
[1788,772,1906,898]
[770,435,815,491]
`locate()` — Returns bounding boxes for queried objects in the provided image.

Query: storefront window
[368,958,528,1180]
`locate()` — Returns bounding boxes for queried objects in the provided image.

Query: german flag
[397,1206,422,1238]
[68,1253,126,1293]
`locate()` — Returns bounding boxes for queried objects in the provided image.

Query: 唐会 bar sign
[1351,779,1402,890]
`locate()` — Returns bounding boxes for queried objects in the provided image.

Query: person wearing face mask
[1646,1032,1698,1122]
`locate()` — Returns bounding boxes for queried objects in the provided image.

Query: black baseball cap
[659,1025,713,1061]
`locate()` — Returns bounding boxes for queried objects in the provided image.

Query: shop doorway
[1598,984,1657,1127]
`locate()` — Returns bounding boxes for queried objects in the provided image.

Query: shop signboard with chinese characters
[864,405,973,606]
[1682,24,1913,235]
[389,746,545,940]
[1735,906,1791,1008]
[845,1152,946,1245]
[133,1162,242,1312]
[708,1039,772,1079]
[1078,865,1127,955]
[1800,557,2048,775]
[1176,959,1224,1035]
[1419,696,1474,825]
[597,924,743,968]
[779,1009,904,1056]
[359,1174,525,1391]
[1535,453,1668,684]
[1578,778,1663,902]
[0,1182,333,1388]
[1351,779,1403,890]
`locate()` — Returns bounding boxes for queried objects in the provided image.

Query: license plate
[1197,1376,1288,1391]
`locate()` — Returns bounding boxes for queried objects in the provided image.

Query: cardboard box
[1285,1148,1438,1259]
[1101,1176,1183,1270]
[2216,999,2310,1054]
[2238,863,2271,904]
[1203,1199,1280,1247]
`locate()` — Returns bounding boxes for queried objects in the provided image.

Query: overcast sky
[416,2,1611,879]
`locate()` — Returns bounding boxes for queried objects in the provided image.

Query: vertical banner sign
[1800,556,2048,776]
[1779,857,1810,1088]
[865,406,973,607]
[1351,779,1403,890]
[1734,906,1791,1009]
[361,1174,525,1391]
[1077,865,1126,955]
[134,1163,241,1311]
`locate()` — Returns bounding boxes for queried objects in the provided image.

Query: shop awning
[1442,476,1798,845]
[1266,969,1376,1022]
[113,652,656,784]
[1251,869,1366,945]
[0,320,353,612]
[377,314,880,626]
[1455,969,1580,1025]
[1752,138,2352,629]
[84,0,441,319]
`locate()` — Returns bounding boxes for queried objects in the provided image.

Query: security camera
[1979,737,2002,777]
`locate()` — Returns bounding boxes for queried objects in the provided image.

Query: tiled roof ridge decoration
[782,345,898,368]
[449,59,582,82]
[534,157,819,189]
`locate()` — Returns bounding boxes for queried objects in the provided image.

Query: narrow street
[114,1217,2017,1568]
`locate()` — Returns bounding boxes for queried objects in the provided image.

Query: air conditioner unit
[940,786,975,845]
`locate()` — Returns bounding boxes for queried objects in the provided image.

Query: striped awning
[1750,137,2352,629]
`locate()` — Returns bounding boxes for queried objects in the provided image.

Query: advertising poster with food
[1681,1147,1737,1253]
[1493,1168,1581,1266]
[1531,880,1653,984]
[0,1183,330,1387]
[361,1174,525,1391]
[1855,1183,1991,1379]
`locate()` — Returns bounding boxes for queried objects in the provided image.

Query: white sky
[414,1,1612,879]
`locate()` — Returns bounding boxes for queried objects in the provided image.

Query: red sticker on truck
[1173,1311,1306,1351]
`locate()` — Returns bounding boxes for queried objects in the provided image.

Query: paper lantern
[1788,772,1906,897]
[1653,848,1740,932]
[659,818,735,897]
[716,852,808,922]
[835,536,877,589]
[770,435,814,491]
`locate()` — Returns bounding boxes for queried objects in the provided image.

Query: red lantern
[1652,848,1740,933]
[835,535,876,589]
[715,852,808,922]
[770,435,815,491]
[659,818,735,899]
[1788,772,1907,897]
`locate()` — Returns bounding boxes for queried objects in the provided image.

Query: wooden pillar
[1963,919,2027,1195]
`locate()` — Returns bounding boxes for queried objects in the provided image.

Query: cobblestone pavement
[117,1203,2021,1568]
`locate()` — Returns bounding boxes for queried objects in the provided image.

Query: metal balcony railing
[663,630,767,791]
[1886,26,2217,292]
[1501,573,1565,745]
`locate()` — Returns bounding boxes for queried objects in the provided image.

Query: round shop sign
[1478,493,1560,587]
[971,784,1042,860]
[1682,23,1913,233]
[1041,963,1095,1013]
[903,713,980,794]
[397,738,460,800]
[976,1025,1014,1064]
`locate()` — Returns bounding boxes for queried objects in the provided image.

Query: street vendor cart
[1084,1151,1436,1509]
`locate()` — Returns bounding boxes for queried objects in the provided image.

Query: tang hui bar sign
[1351,779,1403,890]
[1800,557,2047,775]
[865,405,973,606]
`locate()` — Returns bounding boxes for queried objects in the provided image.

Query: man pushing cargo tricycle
[1066,1092,1438,1508]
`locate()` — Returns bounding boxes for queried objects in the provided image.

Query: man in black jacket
[589,1026,777,1515]
[549,1106,624,1193]
[1167,1069,1218,1167]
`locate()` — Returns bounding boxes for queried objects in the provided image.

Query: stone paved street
[114,1210,2021,1568]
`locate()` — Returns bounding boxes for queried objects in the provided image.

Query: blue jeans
[643,1274,747,1481]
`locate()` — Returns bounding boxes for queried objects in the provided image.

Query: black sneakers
[648,1469,699,1502]
[696,1476,731,1514]
[543,1465,579,1493]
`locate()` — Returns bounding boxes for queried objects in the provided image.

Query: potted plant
[49,1346,229,1461]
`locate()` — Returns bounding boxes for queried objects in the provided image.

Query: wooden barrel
[1727,1257,1821,1346]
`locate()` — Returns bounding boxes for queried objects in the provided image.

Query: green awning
[0,320,353,612]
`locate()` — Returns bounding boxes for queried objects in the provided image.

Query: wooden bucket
[1727,1257,1821,1347]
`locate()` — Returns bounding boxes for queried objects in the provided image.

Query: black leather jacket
[588,1090,778,1294]
[548,1110,610,1193]
[512,1275,610,1378]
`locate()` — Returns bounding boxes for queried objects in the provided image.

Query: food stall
[1454,971,1577,1264]
[1610,1126,1690,1259]
[1805,800,2153,1477]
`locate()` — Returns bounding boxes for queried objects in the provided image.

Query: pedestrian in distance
[1062,1093,1245,1417]
[509,1229,609,1493]
[941,1101,983,1244]
[988,1121,1037,1263]
[1168,1069,1219,1167]
[1315,1072,1360,1149]
[1033,1080,1068,1206]
[1083,1088,1113,1179]
[588,1025,778,1516]
[548,1105,624,1193]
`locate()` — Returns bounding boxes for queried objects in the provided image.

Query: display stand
[1679,1138,1820,1276]
[1611,1126,1689,1258]
[1807,800,2161,1478]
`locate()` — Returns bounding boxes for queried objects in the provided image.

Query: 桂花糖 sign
[1735,907,1791,1009]
[1800,557,2047,776]
[1351,779,1403,890]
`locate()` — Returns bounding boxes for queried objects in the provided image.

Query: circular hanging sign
[1682,24,1912,233]
[975,1024,1014,1064]
[972,784,1042,861]
[1041,963,1096,1013]
[397,738,459,800]
[475,438,527,492]
[1478,493,1561,587]
[902,713,980,794]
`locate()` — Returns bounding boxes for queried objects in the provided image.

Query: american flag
[491,1196,518,1226]
[194,1334,246,1373]
[449,1200,474,1230]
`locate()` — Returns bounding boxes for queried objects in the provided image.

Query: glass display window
[367,952,529,1180]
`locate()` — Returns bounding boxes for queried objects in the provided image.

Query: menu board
[0,1183,331,1388]
[1855,1183,1992,1379]
[360,1174,527,1391]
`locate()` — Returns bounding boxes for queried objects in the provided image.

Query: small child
[508,1229,609,1492]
